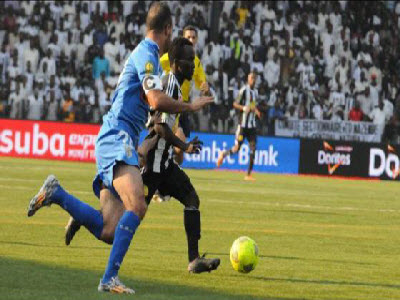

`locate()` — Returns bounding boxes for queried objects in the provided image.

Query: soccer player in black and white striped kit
[216,72,261,181]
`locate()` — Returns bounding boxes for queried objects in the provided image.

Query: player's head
[183,25,198,47]
[169,37,195,81]
[146,2,172,53]
[248,71,257,88]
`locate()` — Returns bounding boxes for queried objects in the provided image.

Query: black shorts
[142,162,196,206]
[179,112,191,138]
[235,125,257,147]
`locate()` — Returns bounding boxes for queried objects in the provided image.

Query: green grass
[0,157,400,300]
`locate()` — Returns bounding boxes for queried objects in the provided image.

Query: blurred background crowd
[1,1,400,142]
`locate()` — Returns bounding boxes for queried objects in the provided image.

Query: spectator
[92,48,110,79]
[26,88,43,120]
[61,90,75,122]
[264,53,280,88]
[369,99,389,125]
[348,101,364,121]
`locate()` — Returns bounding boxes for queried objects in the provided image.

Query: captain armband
[142,75,162,95]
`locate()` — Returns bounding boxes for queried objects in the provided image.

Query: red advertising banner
[0,119,100,162]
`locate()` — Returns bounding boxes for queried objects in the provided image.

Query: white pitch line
[2,183,398,214]
[209,198,400,213]
[0,184,92,195]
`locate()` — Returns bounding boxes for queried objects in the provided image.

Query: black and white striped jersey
[140,72,181,173]
[236,84,258,128]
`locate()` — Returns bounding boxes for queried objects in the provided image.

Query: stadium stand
[1,1,399,143]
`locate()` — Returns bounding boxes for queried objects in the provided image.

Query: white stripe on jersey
[153,138,166,173]
[240,85,257,128]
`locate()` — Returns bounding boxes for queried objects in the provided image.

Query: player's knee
[118,188,148,219]
[101,228,114,245]
[184,190,200,209]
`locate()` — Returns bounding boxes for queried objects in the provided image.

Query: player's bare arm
[154,122,202,153]
[147,89,213,113]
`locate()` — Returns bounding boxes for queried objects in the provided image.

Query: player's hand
[256,109,261,119]
[200,82,209,93]
[185,136,203,154]
[243,106,250,114]
[190,96,214,112]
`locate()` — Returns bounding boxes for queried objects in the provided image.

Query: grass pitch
[0,157,399,300]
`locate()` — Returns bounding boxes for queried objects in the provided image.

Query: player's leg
[66,170,160,246]
[65,188,124,245]
[99,163,146,293]
[27,175,104,240]
[65,188,125,245]
[244,130,257,181]
[217,125,243,167]
[158,164,220,273]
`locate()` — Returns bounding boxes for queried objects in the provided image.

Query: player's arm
[146,88,213,113]
[136,54,213,113]
[154,122,202,153]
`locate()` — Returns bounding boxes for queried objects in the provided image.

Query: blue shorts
[92,128,139,199]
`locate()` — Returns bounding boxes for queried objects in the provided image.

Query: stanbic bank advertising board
[181,132,300,174]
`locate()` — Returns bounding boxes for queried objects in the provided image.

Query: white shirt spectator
[122,1,134,17]
[251,61,264,74]
[322,31,334,58]
[26,93,43,120]
[21,0,34,15]
[263,58,280,88]
[38,56,56,76]
[80,11,90,30]
[329,90,346,108]
[365,30,380,47]
[369,85,379,107]
[39,30,52,52]
[312,103,324,120]
[324,53,338,79]
[7,63,21,79]
[9,89,23,119]
[71,85,84,102]
[369,106,388,125]
[104,41,118,66]
[241,44,253,64]
[23,46,39,72]
[297,62,314,88]
[212,70,229,103]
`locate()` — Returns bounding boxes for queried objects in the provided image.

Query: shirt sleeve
[132,48,162,94]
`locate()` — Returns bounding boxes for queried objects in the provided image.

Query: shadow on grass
[247,276,400,290]
[0,257,305,300]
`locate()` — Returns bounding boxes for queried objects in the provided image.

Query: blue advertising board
[179,132,300,174]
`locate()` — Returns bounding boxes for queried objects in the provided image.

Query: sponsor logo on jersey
[145,61,154,74]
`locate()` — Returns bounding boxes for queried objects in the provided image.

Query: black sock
[184,208,201,262]
[248,151,255,175]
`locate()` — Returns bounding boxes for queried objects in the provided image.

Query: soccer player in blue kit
[26,3,213,294]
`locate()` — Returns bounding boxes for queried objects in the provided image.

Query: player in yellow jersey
[160,25,210,165]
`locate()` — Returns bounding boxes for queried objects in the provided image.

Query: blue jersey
[93,38,163,199]
[99,38,163,147]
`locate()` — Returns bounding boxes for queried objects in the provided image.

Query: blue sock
[52,186,103,239]
[102,211,140,283]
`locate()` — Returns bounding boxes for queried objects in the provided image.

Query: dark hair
[168,37,193,64]
[183,25,198,37]
[146,2,172,33]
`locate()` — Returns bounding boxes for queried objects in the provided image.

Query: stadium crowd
[1,1,400,141]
